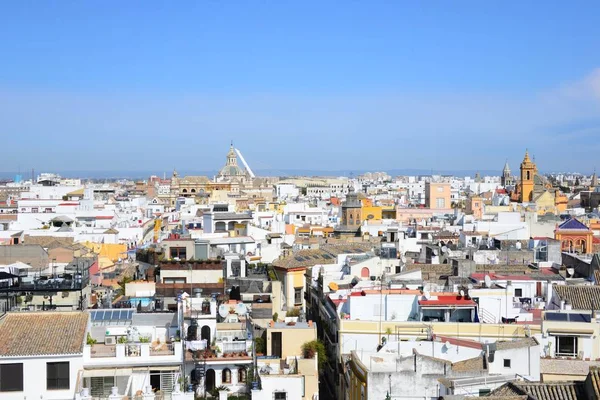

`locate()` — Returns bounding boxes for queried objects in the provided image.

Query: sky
[1,1,600,175]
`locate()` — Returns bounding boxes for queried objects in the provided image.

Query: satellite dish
[401,255,407,263]
[218,304,229,318]
[235,303,247,315]
[468,283,474,290]
[444,341,451,348]
[441,246,448,253]
[484,275,492,288]
[432,249,438,256]
[459,289,465,297]
[423,291,431,300]
[567,268,575,277]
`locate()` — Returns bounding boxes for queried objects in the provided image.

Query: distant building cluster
[1,145,600,400]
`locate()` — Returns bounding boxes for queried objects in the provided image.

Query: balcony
[84,342,182,366]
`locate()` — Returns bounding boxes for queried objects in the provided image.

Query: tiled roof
[495,337,538,350]
[594,270,600,286]
[557,218,590,231]
[554,285,600,310]
[450,356,486,372]
[0,312,88,356]
[490,382,585,400]
[541,358,598,376]
[24,235,74,249]
[273,242,374,269]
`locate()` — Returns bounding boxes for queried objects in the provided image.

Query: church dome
[218,143,248,178]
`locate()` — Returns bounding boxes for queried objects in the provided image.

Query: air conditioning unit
[105,337,116,345]
[222,336,232,342]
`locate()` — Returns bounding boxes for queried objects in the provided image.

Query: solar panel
[545,313,568,321]
[322,254,332,259]
[94,310,104,321]
[295,256,305,262]
[102,310,112,321]
[545,312,591,323]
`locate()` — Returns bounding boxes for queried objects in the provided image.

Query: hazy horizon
[2,2,600,173]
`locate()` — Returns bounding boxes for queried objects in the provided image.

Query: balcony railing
[85,342,182,363]
[221,341,246,354]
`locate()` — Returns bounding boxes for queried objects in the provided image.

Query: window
[31,207,38,213]
[274,392,287,400]
[47,362,70,390]
[222,368,231,384]
[294,287,302,305]
[556,336,577,357]
[503,359,511,368]
[437,186,444,192]
[436,198,445,208]
[0,363,23,392]
[479,389,491,396]
[170,247,187,259]
[514,288,523,297]
[163,278,186,284]
[238,368,247,383]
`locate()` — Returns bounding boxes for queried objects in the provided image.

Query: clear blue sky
[1,1,600,174]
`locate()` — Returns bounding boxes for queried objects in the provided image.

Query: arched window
[191,188,196,193]
[580,240,587,253]
[182,189,187,193]
[238,368,247,383]
[222,368,231,384]
[526,171,531,180]
[361,267,370,278]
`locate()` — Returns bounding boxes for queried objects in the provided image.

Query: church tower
[501,160,511,187]
[520,150,537,202]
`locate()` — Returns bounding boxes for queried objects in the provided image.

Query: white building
[0,311,87,400]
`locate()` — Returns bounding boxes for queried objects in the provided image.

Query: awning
[547,329,594,336]
[83,368,133,378]
[83,366,179,377]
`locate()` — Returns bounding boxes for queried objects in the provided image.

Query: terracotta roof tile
[0,312,88,356]
[554,285,600,310]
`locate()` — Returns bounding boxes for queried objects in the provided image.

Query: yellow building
[520,150,537,202]
[466,196,483,219]
[82,242,127,263]
[254,321,319,400]
[360,205,382,222]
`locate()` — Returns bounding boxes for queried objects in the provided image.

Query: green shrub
[286,307,301,317]
[86,333,97,345]
[301,340,326,369]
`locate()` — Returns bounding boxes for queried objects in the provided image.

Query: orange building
[520,150,537,202]
[554,218,593,254]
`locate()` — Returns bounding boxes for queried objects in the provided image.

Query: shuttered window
[0,363,24,392]
[47,362,70,390]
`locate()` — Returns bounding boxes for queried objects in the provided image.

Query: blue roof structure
[557,218,589,231]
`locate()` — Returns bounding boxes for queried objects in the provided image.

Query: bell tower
[520,150,537,202]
